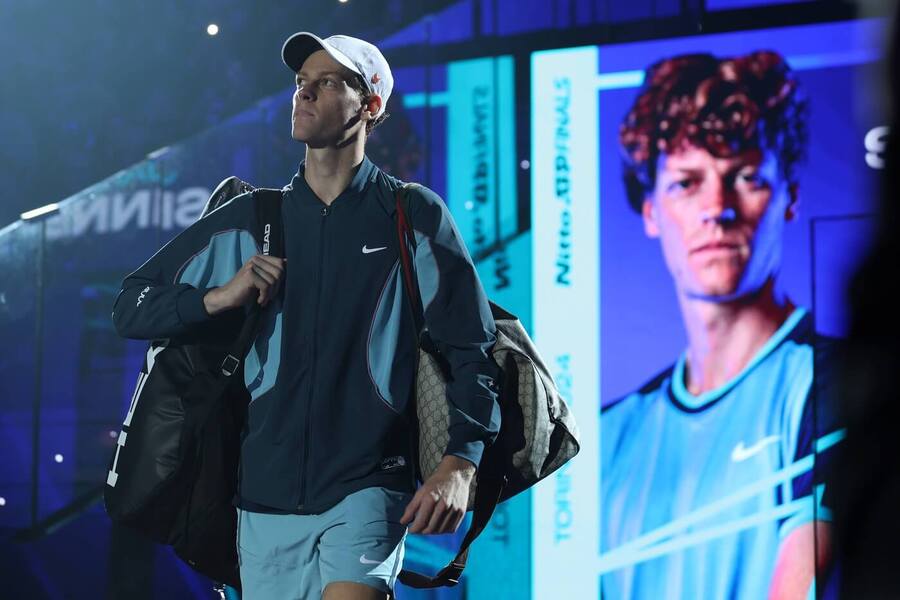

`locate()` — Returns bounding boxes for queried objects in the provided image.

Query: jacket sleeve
[111,192,255,340]
[409,185,501,469]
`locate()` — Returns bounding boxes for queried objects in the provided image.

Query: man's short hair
[619,51,809,212]
[347,74,390,136]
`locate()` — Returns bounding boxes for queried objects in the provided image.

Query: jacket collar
[285,155,378,207]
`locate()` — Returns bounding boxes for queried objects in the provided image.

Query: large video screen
[530,18,885,598]
[1,13,888,599]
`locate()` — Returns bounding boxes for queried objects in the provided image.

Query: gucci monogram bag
[413,303,581,509]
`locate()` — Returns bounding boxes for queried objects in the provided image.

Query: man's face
[291,50,367,147]
[642,144,797,301]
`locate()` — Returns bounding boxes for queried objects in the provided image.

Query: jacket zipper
[298,204,329,509]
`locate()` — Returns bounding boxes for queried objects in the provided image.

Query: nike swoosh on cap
[362,245,387,254]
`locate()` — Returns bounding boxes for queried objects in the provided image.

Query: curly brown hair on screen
[618,50,809,212]
[347,75,390,135]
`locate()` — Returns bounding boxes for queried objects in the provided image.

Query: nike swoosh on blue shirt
[731,435,781,462]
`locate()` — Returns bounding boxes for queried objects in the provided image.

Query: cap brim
[282,32,362,77]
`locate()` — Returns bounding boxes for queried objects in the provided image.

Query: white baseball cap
[282,32,393,117]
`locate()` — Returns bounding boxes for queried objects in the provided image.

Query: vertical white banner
[530,46,600,599]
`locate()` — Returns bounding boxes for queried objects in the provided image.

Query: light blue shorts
[237,487,412,599]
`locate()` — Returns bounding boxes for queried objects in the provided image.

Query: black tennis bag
[104,180,282,589]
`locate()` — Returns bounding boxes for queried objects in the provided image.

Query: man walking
[113,32,500,599]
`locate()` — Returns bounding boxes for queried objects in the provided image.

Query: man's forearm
[202,287,227,316]
[769,521,832,599]
[438,454,477,476]
[112,281,213,340]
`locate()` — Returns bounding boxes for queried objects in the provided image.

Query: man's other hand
[400,455,475,535]
[203,254,286,315]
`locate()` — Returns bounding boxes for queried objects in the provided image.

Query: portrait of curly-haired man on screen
[600,51,841,600]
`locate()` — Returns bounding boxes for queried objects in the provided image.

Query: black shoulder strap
[219,187,284,377]
[202,176,255,219]
[394,184,507,589]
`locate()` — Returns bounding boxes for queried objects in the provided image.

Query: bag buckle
[221,354,240,377]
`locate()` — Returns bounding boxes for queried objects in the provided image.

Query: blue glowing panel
[399,54,532,599]
[446,57,529,329]
[380,0,474,48]
[707,0,815,9]
[0,221,40,528]
[12,161,175,522]
[445,56,532,599]
[497,0,554,35]
[432,0,475,44]
[608,0,679,22]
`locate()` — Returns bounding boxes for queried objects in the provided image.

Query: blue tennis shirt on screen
[600,308,843,599]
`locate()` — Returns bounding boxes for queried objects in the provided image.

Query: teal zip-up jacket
[112,157,501,513]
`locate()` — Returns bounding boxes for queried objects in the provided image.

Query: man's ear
[361,94,383,121]
[642,197,660,238]
[785,183,799,222]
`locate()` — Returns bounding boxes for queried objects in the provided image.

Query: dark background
[0,0,456,229]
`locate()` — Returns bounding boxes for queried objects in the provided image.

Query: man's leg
[237,509,322,600]
[321,581,388,600]
[318,487,411,599]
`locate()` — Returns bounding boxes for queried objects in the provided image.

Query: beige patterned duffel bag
[414,301,581,510]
